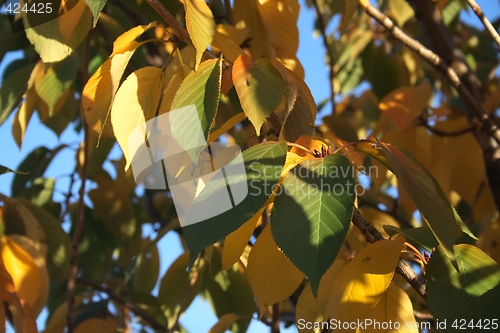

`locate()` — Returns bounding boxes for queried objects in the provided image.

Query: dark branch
[416,115,478,137]
[76,277,169,332]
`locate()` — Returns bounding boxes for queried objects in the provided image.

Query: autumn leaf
[232,54,285,136]
[326,237,405,322]
[110,66,164,171]
[248,224,304,308]
[183,0,216,71]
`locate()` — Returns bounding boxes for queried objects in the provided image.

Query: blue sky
[0,0,499,332]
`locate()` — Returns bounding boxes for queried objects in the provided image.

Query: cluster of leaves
[0,0,500,332]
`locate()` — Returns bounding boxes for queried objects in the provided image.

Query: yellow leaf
[233,0,268,58]
[12,87,38,149]
[207,313,241,333]
[222,205,264,270]
[357,284,417,333]
[183,0,216,71]
[59,0,88,43]
[291,135,327,158]
[260,0,299,58]
[112,22,157,55]
[110,67,164,170]
[248,224,304,308]
[208,112,247,144]
[379,82,432,129]
[83,43,143,138]
[296,259,346,333]
[74,317,117,333]
[326,237,405,322]
[212,24,247,63]
[158,46,196,115]
[1,235,49,317]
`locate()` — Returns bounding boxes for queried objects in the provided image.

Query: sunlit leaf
[110,66,164,170]
[271,154,355,295]
[208,314,241,333]
[222,205,264,270]
[248,224,304,308]
[170,58,222,163]
[326,237,405,322]
[74,317,117,333]
[359,283,417,333]
[183,0,215,70]
[232,54,285,136]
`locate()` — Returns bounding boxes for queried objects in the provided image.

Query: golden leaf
[247,224,304,308]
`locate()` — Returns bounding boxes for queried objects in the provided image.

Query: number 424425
[452,319,498,330]
[5,2,52,14]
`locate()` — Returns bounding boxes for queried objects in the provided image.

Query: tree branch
[271,303,280,333]
[76,277,169,332]
[351,208,427,300]
[144,0,215,59]
[404,0,500,213]
[310,0,336,114]
[361,1,500,146]
[466,0,500,52]
[66,31,93,333]
[416,115,478,137]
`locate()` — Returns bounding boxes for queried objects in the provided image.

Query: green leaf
[171,58,222,163]
[232,55,285,136]
[205,248,254,333]
[15,198,72,281]
[11,145,66,197]
[271,154,356,295]
[183,142,287,266]
[340,0,359,31]
[427,245,500,331]
[0,62,35,127]
[35,54,78,116]
[377,140,476,265]
[383,225,439,251]
[23,4,73,64]
[158,252,205,328]
[84,0,107,27]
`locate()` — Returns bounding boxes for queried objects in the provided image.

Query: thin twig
[76,277,169,332]
[310,0,336,114]
[466,0,500,51]
[271,303,280,333]
[351,208,427,300]
[361,1,500,146]
[60,171,75,223]
[417,115,478,137]
[144,0,215,59]
[66,30,93,333]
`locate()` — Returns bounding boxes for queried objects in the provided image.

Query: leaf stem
[331,139,375,155]
[285,142,315,157]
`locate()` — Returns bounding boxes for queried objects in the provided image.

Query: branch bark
[351,208,427,300]
[66,31,93,333]
[76,277,169,332]
[466,0,500,52]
